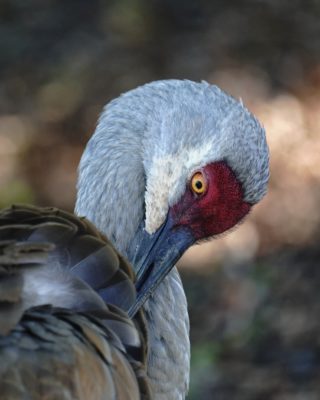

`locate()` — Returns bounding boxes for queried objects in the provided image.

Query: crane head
[76,80,269,317]
[125,86,268,316]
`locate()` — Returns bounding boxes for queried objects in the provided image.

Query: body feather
[0,205,151,400]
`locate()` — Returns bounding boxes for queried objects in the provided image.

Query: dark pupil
[195,180,203,190]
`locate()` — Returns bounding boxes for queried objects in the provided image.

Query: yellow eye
[190,171,207,195]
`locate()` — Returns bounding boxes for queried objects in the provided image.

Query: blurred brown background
[1,1,320,399]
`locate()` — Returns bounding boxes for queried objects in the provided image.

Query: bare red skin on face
[170,161,251,240]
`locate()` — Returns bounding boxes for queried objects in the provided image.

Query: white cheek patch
[145,142,215,234]
[145,155,181,234]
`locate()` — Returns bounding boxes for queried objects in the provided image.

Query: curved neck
[75,82,171,257]
[75,118,144,258]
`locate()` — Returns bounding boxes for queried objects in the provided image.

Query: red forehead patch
[170,161,251,240]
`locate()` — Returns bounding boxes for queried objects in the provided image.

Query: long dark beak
[127,214,194,317]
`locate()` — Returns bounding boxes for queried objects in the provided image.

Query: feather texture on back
[0,205,151,400]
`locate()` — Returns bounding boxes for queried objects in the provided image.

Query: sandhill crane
[0,80,269,399]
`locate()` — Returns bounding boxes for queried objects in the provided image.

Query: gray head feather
[76,79,269,257]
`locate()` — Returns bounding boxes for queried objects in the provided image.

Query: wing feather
[0,205,151,400]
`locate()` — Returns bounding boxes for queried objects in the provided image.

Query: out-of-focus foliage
[1,1,320,398]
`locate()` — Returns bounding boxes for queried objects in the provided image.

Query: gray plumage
[76,79,269,399]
